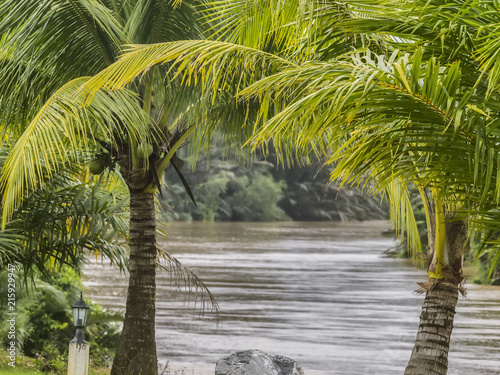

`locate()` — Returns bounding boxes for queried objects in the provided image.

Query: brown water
[83,221,500,375]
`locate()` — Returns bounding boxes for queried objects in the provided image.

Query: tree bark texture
[404,282,459,375]
[112,192,158,375]
[405,218,467,375]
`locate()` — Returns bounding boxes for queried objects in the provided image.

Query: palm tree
[246,3,500,374]
[67,1,500,374]
[0,1,217,374]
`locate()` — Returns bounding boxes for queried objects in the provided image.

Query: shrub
[0,266,121,373]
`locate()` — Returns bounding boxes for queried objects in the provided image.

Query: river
[83,221,500,374]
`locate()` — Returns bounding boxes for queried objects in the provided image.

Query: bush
[192,173,231,221]
[225,174,289,221]
[0,266,121,373]
[32,343,66,373]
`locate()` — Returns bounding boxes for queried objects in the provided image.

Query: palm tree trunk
[404,282,459,375]
[112,191,158,375]
[404,213,467,375]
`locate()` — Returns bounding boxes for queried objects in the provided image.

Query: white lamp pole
[68,292,90,375]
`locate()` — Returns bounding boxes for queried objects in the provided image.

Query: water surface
[84,221,500,374]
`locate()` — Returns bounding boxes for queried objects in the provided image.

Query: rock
[215,349,305,375]
[215,349,278,375]
[272,354,305,375]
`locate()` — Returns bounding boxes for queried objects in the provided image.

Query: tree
[0,1,218,374]
[68,1,500,374]
[247,3,500,374]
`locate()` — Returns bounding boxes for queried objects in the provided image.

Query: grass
[0,350,110,375]
[0,351,38,375]
[0,350,205,375]
[0,364,110,375]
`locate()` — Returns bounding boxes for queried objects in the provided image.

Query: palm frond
[0,0,124,65]
[200,0,318,61]
[0,226,26,268]
[157,246,219,314]
[83,40,297,99]
[0,0,128,129]
[247,49,472,155]
[126,0,201,44]
[17,180,130,274]
[1,77,154,224]
[386,179,424,259]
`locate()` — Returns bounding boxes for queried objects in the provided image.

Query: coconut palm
[0,1,219,374]
[247,3,500,374]
[67,0,500,374]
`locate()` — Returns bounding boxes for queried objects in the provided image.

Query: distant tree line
[161,144,388,223]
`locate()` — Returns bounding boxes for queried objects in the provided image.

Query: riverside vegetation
[160,145,388,223]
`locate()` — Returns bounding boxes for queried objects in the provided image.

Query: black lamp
[71,292,89,344]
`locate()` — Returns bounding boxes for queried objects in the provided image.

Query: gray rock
[215,349,304,375]
[272,354,304,375]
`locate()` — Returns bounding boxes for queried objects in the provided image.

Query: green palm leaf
[0,0,127,129]
[1,77,154,224]
[82,40,297,98]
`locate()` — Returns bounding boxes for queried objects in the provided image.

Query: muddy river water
[84,221,500,374]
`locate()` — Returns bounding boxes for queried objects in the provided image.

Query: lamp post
[68,292,90,375]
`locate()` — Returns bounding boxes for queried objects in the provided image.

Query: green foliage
[0,266,121,373]
[19,267,81,358]
[162,168,289,222]
[470,238,500,285]
[161,142,388,223]
[0,178,131,276]
[193,172,231,221]
[472,259,500,285]
[225,174,288,222]
[0,137,130,276]
[32,344,66,374]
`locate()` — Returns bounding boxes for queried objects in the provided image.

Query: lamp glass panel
[81,308,88,326]
[72,307,88,327]
[72,307,79,326]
